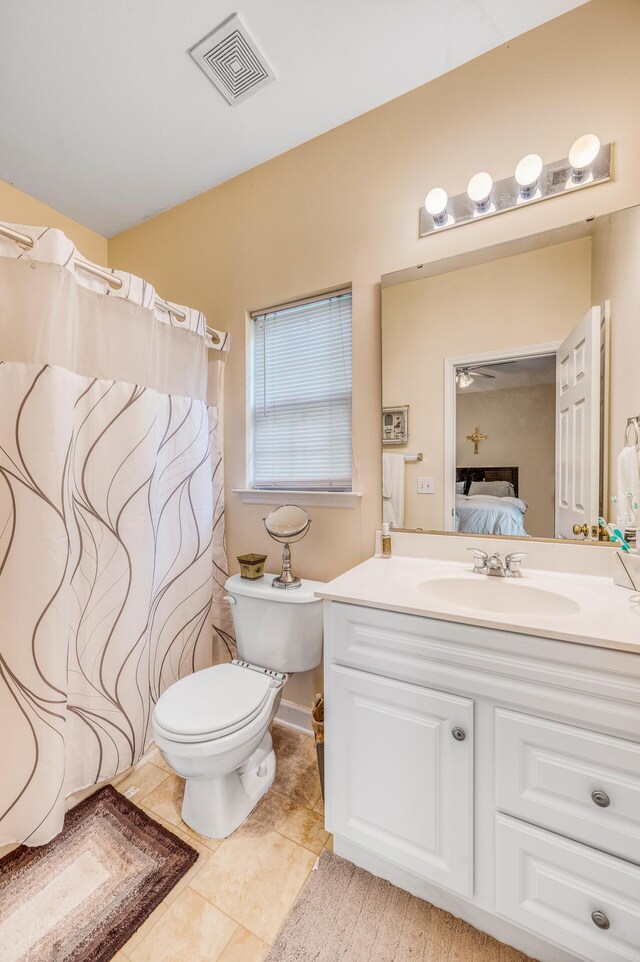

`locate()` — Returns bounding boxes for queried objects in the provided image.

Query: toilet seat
[154,662,274,743]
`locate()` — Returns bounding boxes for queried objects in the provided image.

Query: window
[251,289,352,491]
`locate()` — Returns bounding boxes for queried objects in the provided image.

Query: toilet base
[181,732,276,839]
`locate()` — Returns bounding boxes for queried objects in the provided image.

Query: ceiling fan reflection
[455,361,517,388]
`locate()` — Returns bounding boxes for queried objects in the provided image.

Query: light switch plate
[417,477,434,494]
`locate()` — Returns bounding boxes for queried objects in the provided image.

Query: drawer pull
[591,910,610,930]
[591,790,611,808]
[452,727,466,742]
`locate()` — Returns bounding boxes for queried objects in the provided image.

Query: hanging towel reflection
[382,453,405,528]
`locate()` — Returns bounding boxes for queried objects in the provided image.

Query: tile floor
[111,724,330,962]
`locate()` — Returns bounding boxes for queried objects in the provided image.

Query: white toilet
[152,573,324,839]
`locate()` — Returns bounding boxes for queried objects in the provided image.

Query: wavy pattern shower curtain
[0,225,231,846]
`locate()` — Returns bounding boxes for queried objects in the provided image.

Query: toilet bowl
[152,573,324,839]
[153,661,284,838]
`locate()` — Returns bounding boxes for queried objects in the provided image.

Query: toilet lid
[154,663,272,739]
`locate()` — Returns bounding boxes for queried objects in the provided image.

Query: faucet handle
[468,547,488,562]
[505,551,528,576]
[467,547,489,573]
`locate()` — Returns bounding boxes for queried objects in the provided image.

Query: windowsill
[232,488,362,509]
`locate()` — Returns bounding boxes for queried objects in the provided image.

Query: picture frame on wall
[382,405,409,445]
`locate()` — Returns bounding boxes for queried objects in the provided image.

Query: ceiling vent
[189,13,276,106]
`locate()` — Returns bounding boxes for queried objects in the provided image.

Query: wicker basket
[311,693,325,801]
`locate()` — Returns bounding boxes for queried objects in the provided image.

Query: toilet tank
[224,573,324,673]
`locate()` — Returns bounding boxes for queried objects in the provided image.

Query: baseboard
[275,699,313,736]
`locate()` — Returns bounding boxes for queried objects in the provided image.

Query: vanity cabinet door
[327,665,473,897]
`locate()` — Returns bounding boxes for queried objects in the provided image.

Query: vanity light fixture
[424,187,449,226]
[467,172,493,212]
[515,153,543,199]
[569,133,601,181]
[419,135,611,237]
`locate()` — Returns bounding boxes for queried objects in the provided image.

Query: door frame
[443,342,561,532]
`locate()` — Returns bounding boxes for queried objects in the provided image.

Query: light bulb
[569,134,600,180]
[467,171,493,211]
[425,187,448,225]
[515,153,543,198]
[457,370,474,388]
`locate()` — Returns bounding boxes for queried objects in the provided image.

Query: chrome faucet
[487,552,507,576]
[468,548,528,578]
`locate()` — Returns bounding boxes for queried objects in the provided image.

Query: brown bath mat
[265,850,534,962]
[0,784,198,962]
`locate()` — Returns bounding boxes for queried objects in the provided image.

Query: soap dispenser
[381,522,392,559]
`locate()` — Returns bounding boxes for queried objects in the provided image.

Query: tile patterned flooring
[111,724,330,962]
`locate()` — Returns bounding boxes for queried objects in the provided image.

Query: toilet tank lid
[225,573,325,603]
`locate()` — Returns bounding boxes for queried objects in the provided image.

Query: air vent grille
[189,14,275,106]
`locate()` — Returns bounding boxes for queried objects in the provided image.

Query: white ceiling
[458,355,557,393]
[0,0,587,237]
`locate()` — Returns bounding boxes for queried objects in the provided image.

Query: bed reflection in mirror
[455,354,556,538]
[381,203,640,542]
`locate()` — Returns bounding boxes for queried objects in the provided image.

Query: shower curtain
[0,225,230,846]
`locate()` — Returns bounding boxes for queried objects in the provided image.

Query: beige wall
[591,205,640,506]
[383,239,592,532]
[0,179,107,264]
[107,0,640,706]
[456,383,556,538]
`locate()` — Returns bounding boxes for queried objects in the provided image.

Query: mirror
[381,204,640,542]
[263,504,311,588]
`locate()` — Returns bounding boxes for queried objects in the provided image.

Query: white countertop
[315,554,640,655]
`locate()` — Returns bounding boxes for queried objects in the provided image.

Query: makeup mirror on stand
[263,504,311,588]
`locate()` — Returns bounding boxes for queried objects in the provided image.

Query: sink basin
[417,577,581,617]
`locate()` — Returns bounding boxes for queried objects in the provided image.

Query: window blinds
[252,290,352,491]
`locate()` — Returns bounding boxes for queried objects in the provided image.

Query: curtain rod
[0,223,221,344]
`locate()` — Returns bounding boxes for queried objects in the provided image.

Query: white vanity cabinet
[323,600,640,962]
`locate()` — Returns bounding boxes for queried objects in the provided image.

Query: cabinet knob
[452,727,466,742]
[591,910,610,930]
[591,790,611,808]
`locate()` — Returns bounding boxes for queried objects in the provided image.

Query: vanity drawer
[495,709,640,863]
[496,813,640,962]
